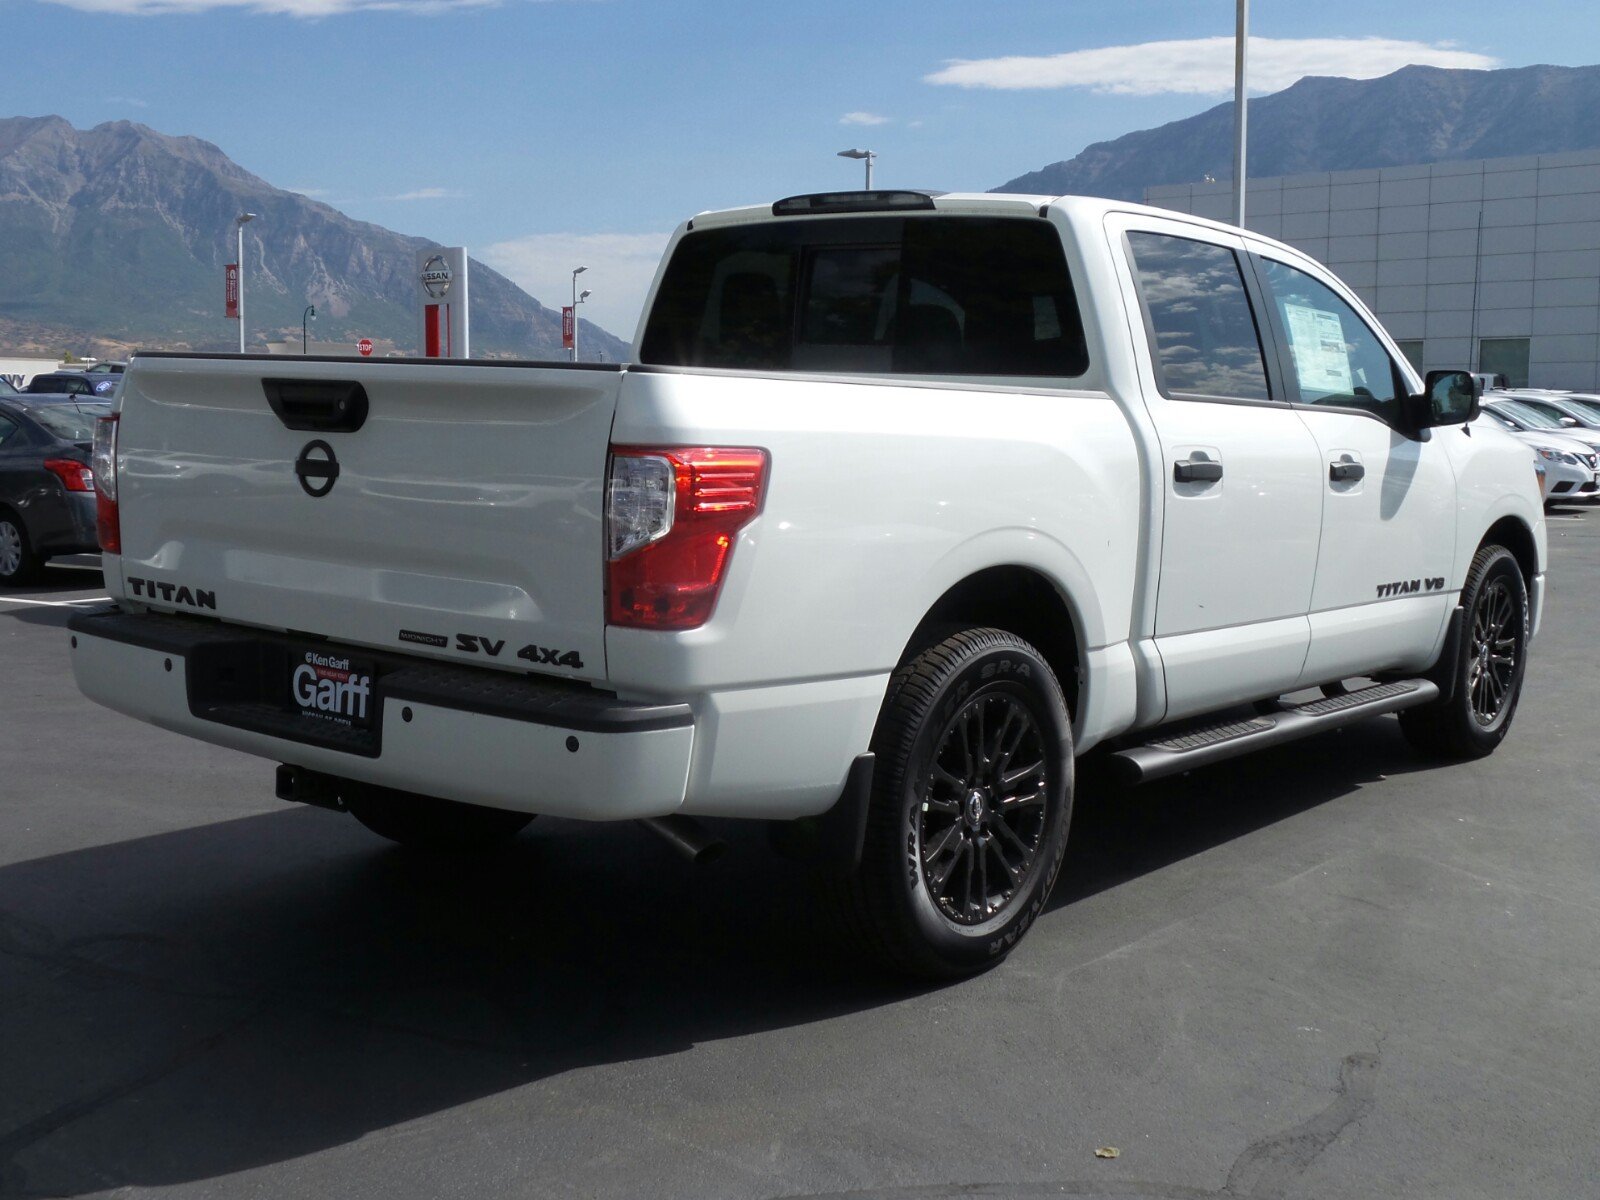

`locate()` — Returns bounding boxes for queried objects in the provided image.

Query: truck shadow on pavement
[0,720,1430,1196]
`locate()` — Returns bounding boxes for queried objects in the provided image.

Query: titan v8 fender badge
[295,440,340,498]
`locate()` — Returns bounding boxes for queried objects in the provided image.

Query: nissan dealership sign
[416,247,469,358]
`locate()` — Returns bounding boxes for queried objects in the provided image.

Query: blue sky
[6,0,1599,338]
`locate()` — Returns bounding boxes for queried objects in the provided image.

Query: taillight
[43,458,95,492]
[92,413,120,553]
[606,445,768,630]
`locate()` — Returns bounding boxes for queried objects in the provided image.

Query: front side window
[1126,232,1270,402]
[1256,257,1402,421]
[640,215,1089,378]
[0,416,17,447]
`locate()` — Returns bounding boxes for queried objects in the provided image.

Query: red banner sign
[224,263,239,319]
[561,306,575,350]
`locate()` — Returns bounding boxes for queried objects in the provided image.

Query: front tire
[344,782,534,851]
[839,627,1074,979]
[1400,544,1529,759]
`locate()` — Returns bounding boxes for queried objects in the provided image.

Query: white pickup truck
[71,190,1545,977]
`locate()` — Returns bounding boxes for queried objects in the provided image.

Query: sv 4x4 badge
[397,629,584,670]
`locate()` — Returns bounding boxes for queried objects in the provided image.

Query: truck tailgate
[113,355,621,684]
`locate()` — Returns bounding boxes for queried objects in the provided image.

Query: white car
[69,190,1546,976]
[1486,396,1600,461]
[1481,408,1598,504]
[1501,390,1600,436]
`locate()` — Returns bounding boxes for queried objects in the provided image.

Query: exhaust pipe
[640,815,726,866]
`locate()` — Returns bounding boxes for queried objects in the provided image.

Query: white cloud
[925,37,1499,96]
[479,231,671,346]
[39,0,498,15]
[386,187,468,201]
[839,111,890,126]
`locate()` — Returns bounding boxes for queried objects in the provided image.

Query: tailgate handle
[262,379,369,433]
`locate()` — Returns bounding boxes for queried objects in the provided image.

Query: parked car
[1471,372,1510,394]
[0,377,17,396]
[1485,397,1600,460]
[0,396,108,584]
[84,362,127,375]
[1500,390,1600,433]
[24,372,121,399]
[70,190,1544,977]
[1480,408,1598,504]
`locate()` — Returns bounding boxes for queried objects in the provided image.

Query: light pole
[837,148,876,188]
[302,305,316,354]
[234,212,256,354]
[573,289,591,362]
[570,265,588,362]
[1232,0,1249,228]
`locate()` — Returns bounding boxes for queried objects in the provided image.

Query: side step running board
[1109,678,1439,785]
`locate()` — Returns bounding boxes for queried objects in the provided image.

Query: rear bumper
[67,609,694,819]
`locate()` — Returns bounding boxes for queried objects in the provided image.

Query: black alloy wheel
[1400,543,1529,759]
[1466,575,1519,726]
[917,691,1050,925]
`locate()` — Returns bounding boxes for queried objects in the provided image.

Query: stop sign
[357,338,373,357]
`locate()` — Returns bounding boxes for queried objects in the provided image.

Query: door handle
[1329,460,1365,483]
[1174,457,1223,484]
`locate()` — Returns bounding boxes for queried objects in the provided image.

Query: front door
[1247,247,1456,684]
[1113,218,1325,722]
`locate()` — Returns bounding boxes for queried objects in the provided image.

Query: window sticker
[1283,302,1353,395]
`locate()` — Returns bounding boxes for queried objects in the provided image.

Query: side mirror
[1414,369,1479,428]
[1559,416,1580,427]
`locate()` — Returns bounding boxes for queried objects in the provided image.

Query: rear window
[31,403,108,441]
[640,216,1089,378]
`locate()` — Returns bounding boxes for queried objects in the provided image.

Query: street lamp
[234,212,256,354]
[570,265,588,362]
[836,148,876,188]
[302,305,316,354]
[573,289,592,362]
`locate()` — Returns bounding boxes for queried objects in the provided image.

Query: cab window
[1256,258,1403,422]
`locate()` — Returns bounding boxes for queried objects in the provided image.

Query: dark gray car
[0,397,108,584]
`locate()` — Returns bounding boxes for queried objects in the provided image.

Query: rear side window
[640,216,1088,378]
[1127,232,1270,402]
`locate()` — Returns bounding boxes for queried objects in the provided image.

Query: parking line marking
[0,595,109,608]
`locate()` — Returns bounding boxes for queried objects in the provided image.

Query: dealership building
[1145,148,1600,390]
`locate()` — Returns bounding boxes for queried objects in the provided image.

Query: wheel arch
[901,564,1085,722]
[1480,514,1539,590]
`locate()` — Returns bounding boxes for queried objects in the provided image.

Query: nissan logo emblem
[294,440,340,498]
[421,254,453,300]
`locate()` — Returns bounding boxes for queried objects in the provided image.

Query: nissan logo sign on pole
[416,247,470,358]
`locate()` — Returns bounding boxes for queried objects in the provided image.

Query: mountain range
[994,63,1600,200]
[0,116,629,361]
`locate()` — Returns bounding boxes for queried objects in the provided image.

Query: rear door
[113,355,624,683]
[1109,214,1324,721]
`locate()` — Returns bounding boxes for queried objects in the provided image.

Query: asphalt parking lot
[3,515,1599,1200]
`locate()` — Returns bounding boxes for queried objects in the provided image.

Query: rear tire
[344,782,533,851]
[0,510,41,586]
[1400,544,1529,760]
[834,626,1074,979]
